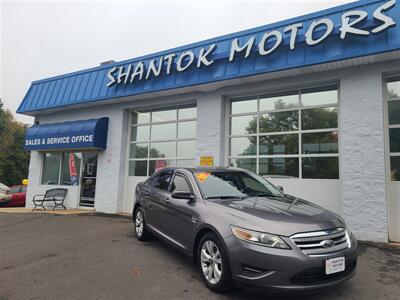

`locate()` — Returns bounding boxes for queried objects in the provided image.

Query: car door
[146,171,174,233]
[162,172,199,252]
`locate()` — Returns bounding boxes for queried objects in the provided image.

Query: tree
[0,99,30,186]
[232,98,338,178]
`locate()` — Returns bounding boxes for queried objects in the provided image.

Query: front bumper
[224,233,358,292]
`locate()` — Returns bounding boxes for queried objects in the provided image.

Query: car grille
[290,227,350,256]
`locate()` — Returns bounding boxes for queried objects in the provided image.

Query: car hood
[207,195,344,237]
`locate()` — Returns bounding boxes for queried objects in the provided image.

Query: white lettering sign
[106,0,397,87]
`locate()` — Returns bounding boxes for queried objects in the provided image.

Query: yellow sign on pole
[200,156,214,166]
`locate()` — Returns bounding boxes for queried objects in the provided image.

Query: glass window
[302,132,338,154]
[388,101,400,125]
[177,140,195,157]
[231,97,257,114]
[229,85,338,179]
[42,153,61,185]
[131,111,151,124]
[149,160,175,175]
[150,142,176,158]
[171,175,191,193]
[229,158,257,173]
[259,134,298,155]
[259,111,298,133]
[178,121,196,139]
[151,123,176,141]
[129,105,197,177]
[301,107,337,130]
[130,125,150,142]
[230,115,256,135]
[179,107,197,119]
[129,143,148,159]
[153,173,173,191]
[388,81,400,99]
[259,93,298,111]
[390,156,400,181]
[177,159,195,167]
[301,87,337,107]
[129,160,147,176]
[389,128,400,153]
[302,157,339,179]
[259,158,299,178]
[152,109,176,122]
[60,152,81,186]
[230,137,257,156]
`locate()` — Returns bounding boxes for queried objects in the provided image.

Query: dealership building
[18,0,400,243]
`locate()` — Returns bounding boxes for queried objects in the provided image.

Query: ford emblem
[321,239,335,248]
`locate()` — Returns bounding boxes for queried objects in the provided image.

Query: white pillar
[340,66,388,243]
[195,93,226,166]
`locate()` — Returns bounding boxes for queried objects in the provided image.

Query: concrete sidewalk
[0,207,93,215]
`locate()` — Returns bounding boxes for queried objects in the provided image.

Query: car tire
[134,207,149,241]
[198,232,233,293]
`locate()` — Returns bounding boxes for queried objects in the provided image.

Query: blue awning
[24,117,109,151]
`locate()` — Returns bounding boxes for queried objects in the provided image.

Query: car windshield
[194,171,283,199]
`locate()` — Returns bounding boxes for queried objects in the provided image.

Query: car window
[9,186,21,194]
[21,186,27,192]
[153,173,173,191]
[194,171,283,199]
[171,175,191,193]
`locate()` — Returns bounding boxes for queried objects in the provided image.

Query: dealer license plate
[325,257,345,275]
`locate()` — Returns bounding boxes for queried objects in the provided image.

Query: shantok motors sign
[106,0,397,88]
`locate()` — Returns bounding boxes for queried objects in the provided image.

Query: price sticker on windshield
[196,172,211,183]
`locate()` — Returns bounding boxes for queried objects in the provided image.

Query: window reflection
[388,81,400,99]
[302,157,339,179]
[389,128,400,153]
[152,109,176,122]
[302,107,337,130]
[390,156,400,181]
[230,137,257,156]
[302,132,338,154]
[178,121,196,139]
[389,101,400,125]
[129,161,147,176]
[301,87,337,107]
[230,115,256,135]
[130,125,149,142]
[259,93,298,111]
[150,142,176,158]
[129,143,148,159]
[259,111,298,133]
[229,158,257,173]
[231,97,257,114]
[259,134,298,155]
[259,158,299,178]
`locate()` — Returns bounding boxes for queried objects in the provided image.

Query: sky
[1,0,355,124]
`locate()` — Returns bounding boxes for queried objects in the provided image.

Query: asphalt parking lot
[1,213,399,300]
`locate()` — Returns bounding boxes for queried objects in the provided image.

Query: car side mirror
[171,191,195,201]
[276,185,284,192]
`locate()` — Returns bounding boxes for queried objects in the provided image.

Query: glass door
[79,152,98,207]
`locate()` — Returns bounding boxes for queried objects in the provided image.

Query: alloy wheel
[200,240,223,285]
[135,210,144,237]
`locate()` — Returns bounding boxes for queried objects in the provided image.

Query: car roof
[157,166,248,173]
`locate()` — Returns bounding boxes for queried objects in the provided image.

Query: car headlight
[231,225,289,249]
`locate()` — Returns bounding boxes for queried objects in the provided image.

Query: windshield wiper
[253,193,281,197]
[206,195,244,200]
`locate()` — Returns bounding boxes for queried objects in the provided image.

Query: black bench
[32,188,68,211]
